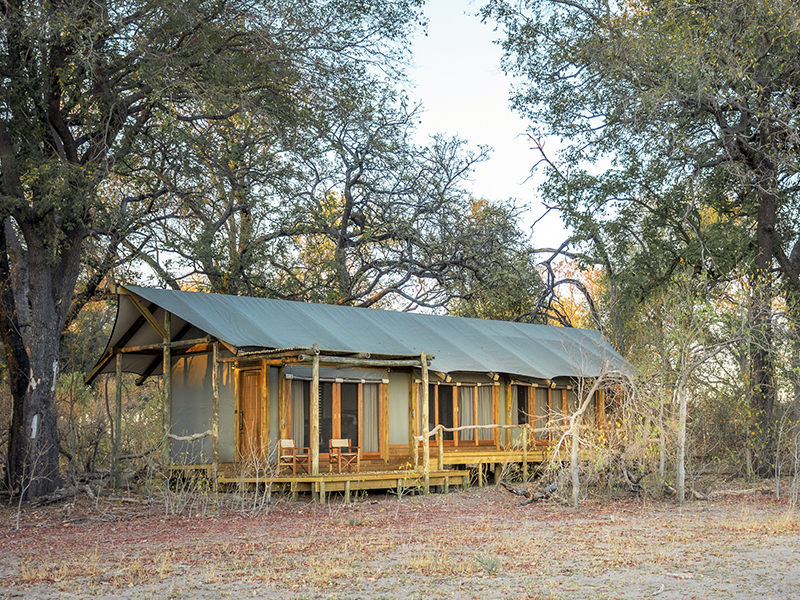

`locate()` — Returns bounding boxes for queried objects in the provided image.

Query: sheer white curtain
[478,387,493,441]
[291,380,305,446]
[362,384,379,453]
[535,388,549,441]
[459,387,474,441]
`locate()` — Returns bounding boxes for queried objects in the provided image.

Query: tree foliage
[0,0,425,496]
[136,86,523,311]
[484,0,800,471]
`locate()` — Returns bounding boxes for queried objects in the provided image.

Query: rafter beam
[134,322,196,386]
[126,292,169,339]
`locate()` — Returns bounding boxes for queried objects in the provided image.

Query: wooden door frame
[234,364,267,462]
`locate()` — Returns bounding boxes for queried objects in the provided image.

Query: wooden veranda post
[408,373,417,460]
[212,342,220,485]
[421,351,430,491]
[522,426,529,480]
[437,432,443,471]
[311,344,320,476]
[114,351,122,487]
[505,381,512,448]
[162,311,171,467]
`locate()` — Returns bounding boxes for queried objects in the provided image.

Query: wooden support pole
[409,373,416,462]
[345,480,351,504]
[114,352,122,487]
[505,381,513,449]
[319,479,326,505]
[162,312,172,468]
[522,427,529,481]
[478,463,484,487]
[311,344,320,476]
[421,351,430,492]
[212,342,220,489]
[262,359,270,460]
[437,433,444,471]
[444,476,450,494]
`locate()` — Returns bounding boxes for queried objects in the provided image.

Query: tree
[447,199,545,320]
[0,0,424,497]
[134,80,540,314]
[483,0,800,472]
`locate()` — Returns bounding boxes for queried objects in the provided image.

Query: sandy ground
[1,485,800,599]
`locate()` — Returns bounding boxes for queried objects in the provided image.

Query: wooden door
[238,370,263,461]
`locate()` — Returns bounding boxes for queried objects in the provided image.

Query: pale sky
[409,0,569,249]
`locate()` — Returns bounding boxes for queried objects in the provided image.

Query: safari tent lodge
[87,285,631,499]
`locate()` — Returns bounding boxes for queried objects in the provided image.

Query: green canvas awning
[89,285,633,381]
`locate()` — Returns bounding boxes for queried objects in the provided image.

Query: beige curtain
[418,384,424,436]
[362,383,379,453]
[459,387,474,441]
[535,388,549,441]
[291,380,305,446]
[511,387,520,425]
[478,387,493,441]
[582,390,595,425]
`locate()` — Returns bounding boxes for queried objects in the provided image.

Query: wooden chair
[278,439,310,475]
[328,439,360,473]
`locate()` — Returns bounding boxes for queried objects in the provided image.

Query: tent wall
[269,366,280,460]
[171,353,235,463]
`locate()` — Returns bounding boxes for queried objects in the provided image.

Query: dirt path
[2,487,799,599]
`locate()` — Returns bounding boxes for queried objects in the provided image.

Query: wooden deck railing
[412,423,557,474]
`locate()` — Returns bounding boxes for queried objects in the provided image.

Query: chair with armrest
[278,439,310,475]
[328,438,360,473]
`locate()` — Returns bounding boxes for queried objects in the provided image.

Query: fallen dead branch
[666,485,772,501]
[708,487,772,497]
[622,465,648,498]
[31,485,96,507]
[500,481,560,506]
[106,497,149,504]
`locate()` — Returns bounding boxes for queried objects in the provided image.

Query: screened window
[511,386,529,426]
[419,383,497,446]
[289,380,381,455]
[511,385,596,443]
[534,388,550,441]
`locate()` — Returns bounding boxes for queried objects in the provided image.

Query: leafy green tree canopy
[0,0,424,497]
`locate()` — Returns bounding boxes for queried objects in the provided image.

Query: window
[511,385,529,426]
[534,388,550,441]
[289,380,381,456]
[512,385,590,443]
[418,383,497,446]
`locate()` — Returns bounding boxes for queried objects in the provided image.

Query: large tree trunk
[3,220,85,498]
[749,184,777,476]
[1,221,31,493]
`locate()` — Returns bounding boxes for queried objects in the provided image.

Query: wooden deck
[226,469,469,503]
[169,464,469,503]
[170,445,558,502]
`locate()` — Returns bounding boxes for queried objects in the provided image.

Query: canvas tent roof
[90,285,632,381]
